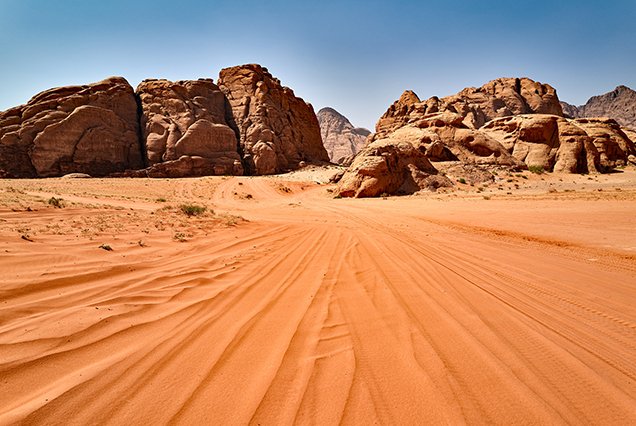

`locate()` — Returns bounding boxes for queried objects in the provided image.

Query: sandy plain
[1,167,635,425]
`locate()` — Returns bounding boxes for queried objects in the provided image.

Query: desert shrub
[528,165,545,174]
[156,197,167,202]
[98,243,113,251]
[458,178,466,184]
[179,204,207,217]
[48,197,64,208]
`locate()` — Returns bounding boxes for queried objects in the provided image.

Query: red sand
[1,170,635,424]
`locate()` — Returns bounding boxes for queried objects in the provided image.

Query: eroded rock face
[561,86,636,129]
[338,77,636,197]
[481,115,634,172]
[339,112,636,197]
[0,77,142,177]
[317,107,370,164]
[136,79,243,177]
[375,77,563,140]
[408,112,523,167]
[336,127,453,198]
[218,64,329,175]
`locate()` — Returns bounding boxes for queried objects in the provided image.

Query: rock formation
[481,115,634,173]
[560,85,636,129]
[0,77,142,177]
[0,64,330,178]
[338,78,636,197]
[317,107,370,164]
[218,64,329,175]
[375,77,563,140]
[136,78,243,177]
[336,126,453,197]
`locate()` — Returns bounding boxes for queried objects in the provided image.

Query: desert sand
[1,167,636,425]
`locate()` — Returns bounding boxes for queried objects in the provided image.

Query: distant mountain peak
[317,107,370,165]
[561,85,636,128]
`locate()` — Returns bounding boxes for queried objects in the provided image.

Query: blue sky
[1,0,635,129]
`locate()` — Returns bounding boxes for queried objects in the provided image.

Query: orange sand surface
[1,168,636,424]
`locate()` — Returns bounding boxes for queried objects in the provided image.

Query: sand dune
[1,171,636,424]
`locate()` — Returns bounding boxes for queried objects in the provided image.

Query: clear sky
[1,0,635,129]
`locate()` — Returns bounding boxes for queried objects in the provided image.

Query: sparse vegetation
[98,243,113,251]
[156,197,167,202]
[173,232,187,242]
[179,204,207,217]
[48,197,64,208]
[528,165,545,174]
[458,178,466,184]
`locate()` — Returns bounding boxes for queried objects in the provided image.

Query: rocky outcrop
[338,78,636,197]
[218,64,329,175]
[406,111,523,167]
[0,77,142,177]
[375,77,563,140]
[136,79,243,177]
[337,126,453,198]
[480,115,634,173]
[317,107,370,164]
[0,65,329,178]
[560,86,636,129]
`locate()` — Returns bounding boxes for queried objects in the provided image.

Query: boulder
[218,64,329,175]
[574,117,635,169]
[0,77,142,177]
[136,78,243,176]
[336,126,452,198]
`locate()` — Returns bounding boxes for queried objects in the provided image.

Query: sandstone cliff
[317,107,370,164]
[218,64,329,175]
[0,77,143,177]
[1,64,328,178]
[136,78,243,177]
[560,85,636,129]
